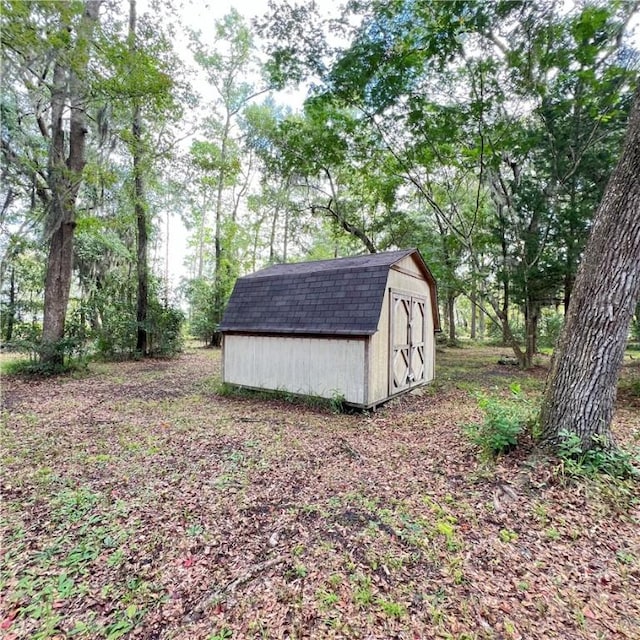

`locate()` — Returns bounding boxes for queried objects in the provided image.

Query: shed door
[390,292,426,395]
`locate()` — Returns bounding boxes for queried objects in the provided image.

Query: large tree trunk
[134,122,148,355]
[129,0,148,356]
[41,1,101,366]
[540,86,640,451]
[210,111,232,348]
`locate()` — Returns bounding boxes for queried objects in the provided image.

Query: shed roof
[220,248,439,336]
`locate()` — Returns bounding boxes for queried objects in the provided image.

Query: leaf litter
[1,346,638,639]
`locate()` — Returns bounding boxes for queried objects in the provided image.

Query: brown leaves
[1,346,639,639]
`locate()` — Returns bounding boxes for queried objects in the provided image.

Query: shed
[219,248,440,408]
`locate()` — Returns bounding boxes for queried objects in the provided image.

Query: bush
[147,303,184,356]
[1,334,88,377]
[464,383,535,457]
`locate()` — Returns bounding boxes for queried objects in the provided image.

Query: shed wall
[223,335,366,405]
[368,256,436,405]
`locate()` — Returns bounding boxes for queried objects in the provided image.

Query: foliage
[185,278,218,344]
[464,383,536,457]
[556,430,640,479]
[93,296,184,360]
[538,311,564,350]
[632,303,640,343]
[1,303,91,376]
[145,301,184,357]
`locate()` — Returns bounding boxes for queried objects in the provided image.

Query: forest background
[1,0,640,369]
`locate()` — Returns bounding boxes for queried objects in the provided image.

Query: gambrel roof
[220,248,439,336]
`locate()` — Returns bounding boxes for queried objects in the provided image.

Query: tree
[539,85,640,452]
[36,1,102,365]
[128,0,149,355]
[187,11,266,345]
[260,0,636,366]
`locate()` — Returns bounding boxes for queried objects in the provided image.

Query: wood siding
[368,255,436,405]
[223,335,366,405]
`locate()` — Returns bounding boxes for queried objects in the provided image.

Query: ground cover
[1,345,639,639]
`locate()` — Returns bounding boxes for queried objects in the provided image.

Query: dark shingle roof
[220,249,435,336]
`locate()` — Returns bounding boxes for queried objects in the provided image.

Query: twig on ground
[186,555,287,622]
[338,436,365,460]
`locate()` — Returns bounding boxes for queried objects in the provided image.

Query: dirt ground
[1,345,639,639]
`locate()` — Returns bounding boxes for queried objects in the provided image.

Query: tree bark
[5,266,16,342]
[540,86,640,451]
[470,285,477,340]
[128,0,148,356]
[447,292,457,345]
[41,1,101,366]
[524,301,539,369]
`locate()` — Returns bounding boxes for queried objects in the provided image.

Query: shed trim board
[220,248,439,408]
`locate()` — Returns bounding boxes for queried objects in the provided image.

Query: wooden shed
[219,248,440,408]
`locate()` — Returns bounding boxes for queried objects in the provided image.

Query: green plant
[377,597,407,619]
[543,527,561,541]
[104,605,141,640]
[186,523,204,537]
[499,528,518,543]
[329,389,345,413]
[556,430,640,478]
[351,574,373,607]
[316,587,339,607]
[616,549,635,564]
[1,339,88,376]
[464,383,535,457]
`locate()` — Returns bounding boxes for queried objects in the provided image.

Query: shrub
[147,303,184,357]
[464,383,535,457]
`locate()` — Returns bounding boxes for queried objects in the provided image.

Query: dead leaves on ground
[1,346,639,639]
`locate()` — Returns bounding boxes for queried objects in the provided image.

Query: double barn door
[389,291,427,395]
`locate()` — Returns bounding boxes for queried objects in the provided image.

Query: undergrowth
[0,356,88,378]
[556,430,640,479]
[464,383,536,458]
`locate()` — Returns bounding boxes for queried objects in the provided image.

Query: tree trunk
[540,86,640,451]
[470,285,477,340]
[447,292,457,345]
[210,111,232,348]
[524,301,539,369]
[269,205,279,262]
[129,0,148,356]
[501,280,510,346]
[5,266,16,341]
[283,208,289,262]
[41,1,101,366]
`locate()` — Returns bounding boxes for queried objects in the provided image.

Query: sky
[139,0,343,295]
